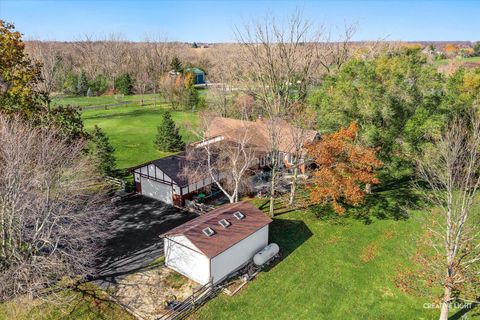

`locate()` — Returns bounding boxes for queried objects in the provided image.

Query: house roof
[205,117,318,154]
[162,201,272,258]
[151,152,189,186]
[185,67,205,75]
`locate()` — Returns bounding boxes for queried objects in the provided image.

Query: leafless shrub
[0,114,113,301]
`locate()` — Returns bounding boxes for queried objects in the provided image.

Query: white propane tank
[253,243,279,266]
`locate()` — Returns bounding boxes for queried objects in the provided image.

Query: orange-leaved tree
[306,122,382,214]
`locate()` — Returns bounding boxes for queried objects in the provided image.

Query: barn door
[135,181,142,193]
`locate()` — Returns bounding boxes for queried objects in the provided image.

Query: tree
[154,111,185,152]
[159,74,184,109]
[414,114,480,320]
[310,48,443,172]
[185,112,257,203]
[0,115,112,300]
[285,103,317,206]
[76,70,88,96]
[183,72,199,111]
[88,125,116,177]
[306,122,382,214]
[170,56,182,73]
[0,20,42,112]
[235,12,329,216]
[444,43,459,56]
[473,42,480,57]
[115,73,134,95]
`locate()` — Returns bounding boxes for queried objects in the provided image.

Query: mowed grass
[196,196,439,320]
[82,104,199,169]
[434,56,480,66]
[52,93,161,108]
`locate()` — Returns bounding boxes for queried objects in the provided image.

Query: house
[184,67,205,85]
[162,201,272,285]
[131,152,225,206]
[204,116,319,169]
[131,116,318,206]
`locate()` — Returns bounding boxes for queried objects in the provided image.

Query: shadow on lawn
[449,301,479,320]
[268,218,313,262]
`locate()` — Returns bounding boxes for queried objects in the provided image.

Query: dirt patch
[360,243,379,263]
[111,267,197,320]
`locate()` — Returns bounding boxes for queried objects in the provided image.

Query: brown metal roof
[162,201,272,258]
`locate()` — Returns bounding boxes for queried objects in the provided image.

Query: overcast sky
[1,0,479,42]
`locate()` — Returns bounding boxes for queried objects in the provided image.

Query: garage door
[140,177,173,204]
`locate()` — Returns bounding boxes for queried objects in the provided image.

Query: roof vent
[202,227,215,237]
[218,219,231,228]
[233,211,245,220]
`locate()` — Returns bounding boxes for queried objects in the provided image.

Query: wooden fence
[157,281,215,320]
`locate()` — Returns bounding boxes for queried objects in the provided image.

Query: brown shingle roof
[205,117,318,154]
[162,202,272,258]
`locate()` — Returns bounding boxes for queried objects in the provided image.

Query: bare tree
[0,115,112,301]
[26,41,58,97]
[234,12,327,216]
[316,23,357,74]
[416,114,480,320]
[185,112,258,203]
[285,104,317,206]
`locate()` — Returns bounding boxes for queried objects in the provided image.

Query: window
[233,211,245,220]
[202,227,215,237]
[218,219,231,228]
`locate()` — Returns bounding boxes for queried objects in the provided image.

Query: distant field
[52,93,162,108]
[82,104,199,169]
[434,56,480,66]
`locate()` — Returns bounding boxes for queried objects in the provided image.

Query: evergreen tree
[89,125,116,176]
[170,56,183,73]
[76,71,88,96]
[183,72,199,110]
[115,73,134,95]
[154,111,185,152]
[474,42,480,57]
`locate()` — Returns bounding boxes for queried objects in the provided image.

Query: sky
[0,0,479,42]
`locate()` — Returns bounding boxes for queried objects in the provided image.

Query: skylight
[233,211,245,220]
[202,227,215,237]
[218,219,231,228]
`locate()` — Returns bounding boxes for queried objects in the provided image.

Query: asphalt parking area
[96,194,198,278]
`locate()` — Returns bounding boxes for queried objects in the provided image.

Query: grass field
[434,56,480,66]
[52,93,161,108]
[195,195,444,320]
[82,104,199,169]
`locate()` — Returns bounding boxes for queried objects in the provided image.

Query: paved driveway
[96,195,198,279]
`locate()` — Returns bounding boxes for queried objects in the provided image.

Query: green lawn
[434,56,480,66]
[196,196,441,320]
[82,104,199,169]
[52,93,162,108]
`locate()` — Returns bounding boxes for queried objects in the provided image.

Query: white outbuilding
[162,201,272,285]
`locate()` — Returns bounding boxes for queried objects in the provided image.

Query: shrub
[115,73,134,95]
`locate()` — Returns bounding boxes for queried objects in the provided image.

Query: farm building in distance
[161,201,272,285]
[185,67,205,84]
